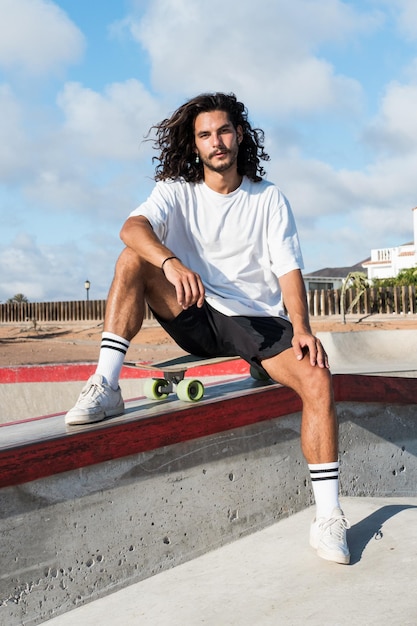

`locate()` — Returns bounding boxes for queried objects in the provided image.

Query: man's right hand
[162,257,205,309]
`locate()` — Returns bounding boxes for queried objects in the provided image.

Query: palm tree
[340,272,369,324]
[7,293,29,304]
[394,266,417,286]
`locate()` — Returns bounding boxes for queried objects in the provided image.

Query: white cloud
[9,78,164,221]
[0,0,85,75]
[393,0,417,40]
[0,84,31,181]
[129,0,376,116]
[0,233,59,301]
[363,81,417,154]
[0,76,163,220]
[24,163,147,222]
[56,79,164,160]
[0,232,122,302]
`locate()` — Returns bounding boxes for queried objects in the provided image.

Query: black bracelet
[161,256,179,274]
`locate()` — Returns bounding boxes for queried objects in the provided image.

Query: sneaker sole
[316,546,350,565]
[310,536,350,565]
[65,405,124,426]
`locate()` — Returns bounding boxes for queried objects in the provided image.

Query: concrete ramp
[317,329,417,375]
[43,496,417,626]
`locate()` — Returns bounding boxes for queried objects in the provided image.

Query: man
[66,92,350,564]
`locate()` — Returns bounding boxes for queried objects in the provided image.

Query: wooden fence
[0,300,154,323]
[307,285,416,317]
[0,285,416,323]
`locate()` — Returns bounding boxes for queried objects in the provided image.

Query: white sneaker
[65,374,124,426]
[310,506,351,564]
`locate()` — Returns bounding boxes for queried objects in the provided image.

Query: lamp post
[84,279,90,302]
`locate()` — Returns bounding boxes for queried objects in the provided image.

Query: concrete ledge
[0,375,415,488]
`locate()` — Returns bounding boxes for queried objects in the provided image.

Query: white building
[362,207,417,280]
[303,261,368,292]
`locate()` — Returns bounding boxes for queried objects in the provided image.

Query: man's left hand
[292,332,329,368]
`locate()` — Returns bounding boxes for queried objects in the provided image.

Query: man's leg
[65,248,182,425]
[96,248,182,384]
[261,349,350,564]
[104,247,182,337]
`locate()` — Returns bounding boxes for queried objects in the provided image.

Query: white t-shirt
[129,176,303,318]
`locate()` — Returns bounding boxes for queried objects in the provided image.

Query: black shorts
[152,301,294,369]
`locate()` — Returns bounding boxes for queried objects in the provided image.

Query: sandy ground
[1,314,417,368]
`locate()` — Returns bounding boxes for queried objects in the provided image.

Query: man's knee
[115,247,142,273]
[301,366,334,405]
[113,247,158,287]
[263,350,332,392]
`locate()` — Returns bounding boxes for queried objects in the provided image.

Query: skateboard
[125,355,269,402]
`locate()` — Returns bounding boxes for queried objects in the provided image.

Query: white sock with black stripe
[308,461,340,519]
[96,332,130,390]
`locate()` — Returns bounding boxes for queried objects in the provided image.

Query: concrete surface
[42,496,417,626]
[2,396,416,626]
[317,329,417,374]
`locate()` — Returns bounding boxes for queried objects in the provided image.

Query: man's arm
[278,269,328,368]
[120,215,172,266]
[120,215,205,309]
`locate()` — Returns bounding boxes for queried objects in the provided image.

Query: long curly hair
[149,93,270,183]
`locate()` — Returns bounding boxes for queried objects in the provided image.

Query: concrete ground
[43,496,417,626]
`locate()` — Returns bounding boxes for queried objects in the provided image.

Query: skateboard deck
[125,355,269,402]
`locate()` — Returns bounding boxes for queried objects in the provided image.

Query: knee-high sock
[96,332,130,390]
[308,461,340,519]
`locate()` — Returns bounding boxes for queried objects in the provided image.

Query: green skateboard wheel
[176,379,205,402]
[144,378,170,400]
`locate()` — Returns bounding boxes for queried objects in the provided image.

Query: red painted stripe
[0,359,249,383]
[0,374,415,489]
[332,374,417,404]
[0,364,97,383]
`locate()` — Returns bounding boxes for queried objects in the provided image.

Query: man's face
[194,110,242,174]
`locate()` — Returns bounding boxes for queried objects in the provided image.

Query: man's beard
[201,144,239,173]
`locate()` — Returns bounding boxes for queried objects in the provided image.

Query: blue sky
[1,0,417,302]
